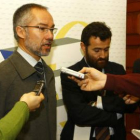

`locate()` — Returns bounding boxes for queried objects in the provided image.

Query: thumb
[29,92,36,96]
[39,93,45,100]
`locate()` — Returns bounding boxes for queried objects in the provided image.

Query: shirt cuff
[96,96,103,109]
[116,113,122,119]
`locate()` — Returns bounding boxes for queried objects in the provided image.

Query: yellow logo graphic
[55,21,87,39]
[54,21,88,128]
[49,64,56,71]
[60,121,66,128]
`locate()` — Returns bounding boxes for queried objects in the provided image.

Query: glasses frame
[20,25,58,34]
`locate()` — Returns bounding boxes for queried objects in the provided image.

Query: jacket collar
[9,51,36,79]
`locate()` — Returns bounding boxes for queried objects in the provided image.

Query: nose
[44,30,53,40]
[99,50,106,58]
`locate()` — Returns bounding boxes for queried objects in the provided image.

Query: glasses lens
[53,28,57,34]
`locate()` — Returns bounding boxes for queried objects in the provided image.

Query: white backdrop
[0,0,126,139]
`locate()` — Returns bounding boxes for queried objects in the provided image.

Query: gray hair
[13,3,48,42]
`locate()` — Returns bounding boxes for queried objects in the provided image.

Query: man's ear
[80,42,86,55]
[16,26,26,39]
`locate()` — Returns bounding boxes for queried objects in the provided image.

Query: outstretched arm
[70,67,140,98]
[0,92,44,140]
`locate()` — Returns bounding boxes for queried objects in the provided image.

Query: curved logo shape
[55,21,87,39]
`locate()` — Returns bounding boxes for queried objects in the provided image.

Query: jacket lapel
[9,51,36,79]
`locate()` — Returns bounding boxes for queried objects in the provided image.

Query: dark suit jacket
[133,58,140,73]
[0,51,56,140]
[60,58,137,140]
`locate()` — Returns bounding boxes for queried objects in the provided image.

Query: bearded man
[60,22,138,140]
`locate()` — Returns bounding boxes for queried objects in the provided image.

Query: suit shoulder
[0,59,18,86]
[134,58,140,65]
[108,61,124,68]
[68,61,84,71]
[0,58,16,74]
[106,61,125,75]
[0,58,15,73]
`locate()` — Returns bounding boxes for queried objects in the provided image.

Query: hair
[81,22,112,46]
[13,3,48,42]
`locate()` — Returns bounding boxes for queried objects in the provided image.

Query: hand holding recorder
[20,92,44,111]
[61,67,85,79]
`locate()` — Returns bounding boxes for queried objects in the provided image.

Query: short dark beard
[85,50,109,71]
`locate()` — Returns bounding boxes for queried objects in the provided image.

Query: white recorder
[61,67,85,79]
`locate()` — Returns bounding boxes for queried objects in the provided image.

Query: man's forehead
[30,9,54,26]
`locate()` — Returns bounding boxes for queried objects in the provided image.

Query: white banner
[0,0,126,139]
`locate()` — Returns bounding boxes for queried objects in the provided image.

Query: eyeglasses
[21,25,58,34]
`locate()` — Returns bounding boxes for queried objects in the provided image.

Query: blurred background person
[133,58,140,73]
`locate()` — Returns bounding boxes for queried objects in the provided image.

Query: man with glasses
[60,22,138,140]
[0,3,57,140]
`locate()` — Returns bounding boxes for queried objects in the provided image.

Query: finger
[29,92,36,96]
[79,67,88,74]
[72,76,81,82]
[36,104,40,109]
[124,95,131,98]
[125,99,136,104]
[78,79,89,86]
[68,75,74,80]
[128,100,135,104]
[80,82,89,91]
[125,99,130,104]
[32,109,36,112]
[77,81,84,87]
[123,95,130,100]
[123,96,128,100]
[40,93,45,100]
